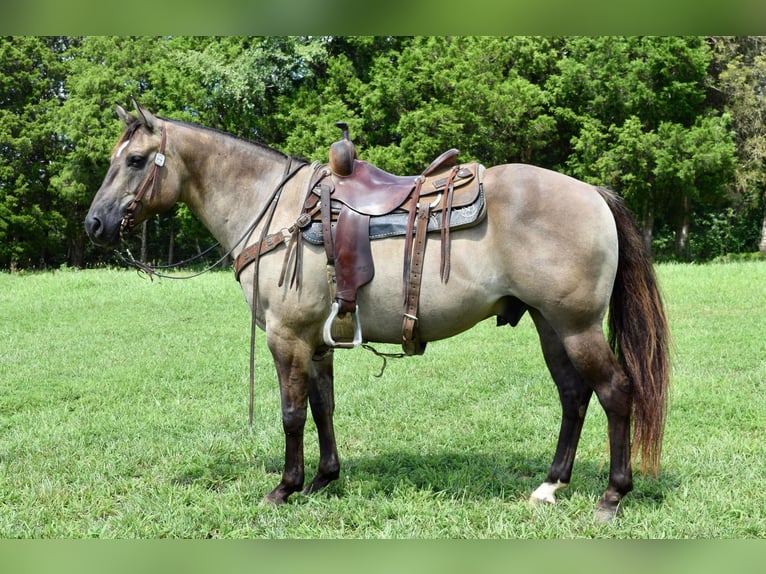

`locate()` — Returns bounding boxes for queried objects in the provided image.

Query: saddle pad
[301,184,486,245]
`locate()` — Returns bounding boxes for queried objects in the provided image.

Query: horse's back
[350,163,619,343]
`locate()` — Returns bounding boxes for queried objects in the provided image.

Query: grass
[0,262,764,538]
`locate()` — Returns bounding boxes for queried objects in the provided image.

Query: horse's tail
[597,187,671,477]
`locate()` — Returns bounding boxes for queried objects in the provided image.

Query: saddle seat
[331,161,425,216]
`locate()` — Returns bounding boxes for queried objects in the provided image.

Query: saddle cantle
[233,124,486,354]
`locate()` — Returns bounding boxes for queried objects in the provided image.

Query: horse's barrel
[329,121,357,176]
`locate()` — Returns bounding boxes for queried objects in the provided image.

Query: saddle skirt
[301,159,486,244]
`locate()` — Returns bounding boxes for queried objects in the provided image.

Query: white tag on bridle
[154,152,165,167]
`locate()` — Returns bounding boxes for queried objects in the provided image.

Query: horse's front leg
[303,349,340,495]
[263,331,312,505]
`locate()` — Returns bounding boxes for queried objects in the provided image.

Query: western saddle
[234,122,485,355]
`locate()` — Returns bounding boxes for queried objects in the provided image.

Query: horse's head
[85,100,181,246]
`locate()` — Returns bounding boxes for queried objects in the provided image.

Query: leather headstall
[120,121,167,239]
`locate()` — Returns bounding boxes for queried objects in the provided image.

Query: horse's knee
[281,405,307,434]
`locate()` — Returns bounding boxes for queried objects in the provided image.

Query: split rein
[115,121,304,282]
[114,122,406,427]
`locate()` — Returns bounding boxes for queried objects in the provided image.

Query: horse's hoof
[529,480,568,505]
[260,495,281,507]
[529,493,555,505]
[593,502,621,523]
[302,472,339,496]
[261,487,290,506]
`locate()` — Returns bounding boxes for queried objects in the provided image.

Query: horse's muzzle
[84,211,121,246]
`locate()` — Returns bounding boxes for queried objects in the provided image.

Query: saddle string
[439,165,461,283]
[361,344,407,377]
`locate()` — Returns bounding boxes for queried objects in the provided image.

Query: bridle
[113,117,310,427]
[114,118,306,282]
[119,121,168,240]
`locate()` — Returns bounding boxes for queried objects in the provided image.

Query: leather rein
[114,119,308,427]
[116,120,306,281]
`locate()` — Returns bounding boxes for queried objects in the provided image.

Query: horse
[85,100,670,521]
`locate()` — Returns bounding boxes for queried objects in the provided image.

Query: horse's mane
[114,114,305,164]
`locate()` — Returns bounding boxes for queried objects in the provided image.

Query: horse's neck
[175,123,294,251]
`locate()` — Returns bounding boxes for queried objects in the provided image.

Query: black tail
[597,187,671,476]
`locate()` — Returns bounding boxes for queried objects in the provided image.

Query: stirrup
[322,302,363,348]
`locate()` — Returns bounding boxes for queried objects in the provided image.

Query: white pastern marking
[529,480,569,505]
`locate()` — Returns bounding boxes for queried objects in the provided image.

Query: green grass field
[0,262,764,538]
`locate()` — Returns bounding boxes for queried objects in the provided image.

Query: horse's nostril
[85,214,102,239]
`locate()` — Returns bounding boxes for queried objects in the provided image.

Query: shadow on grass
[171,447,678,512]
[335,449,679,513]
[338,450,593,501]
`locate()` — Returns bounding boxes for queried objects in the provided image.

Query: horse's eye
[127,155,147,169]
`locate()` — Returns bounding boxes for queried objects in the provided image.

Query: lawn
[0,262,764,538]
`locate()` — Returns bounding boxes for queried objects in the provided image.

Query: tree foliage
[1,35,763,270]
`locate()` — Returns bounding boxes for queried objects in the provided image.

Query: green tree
[168,36,330,140]
[49,36,176,267]
[553,36,735,257]
[275,36,559,173]
[0,36,759,268]
[0,36,68,270]
[49,36,331,268]
[709,36,766,255]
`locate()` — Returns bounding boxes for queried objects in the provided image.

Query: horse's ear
[115,103,135,127]
[131,98,159,132]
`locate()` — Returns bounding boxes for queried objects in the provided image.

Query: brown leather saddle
[307,125,485,352]
[234,123,486,354]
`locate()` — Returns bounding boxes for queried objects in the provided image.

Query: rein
[242,157,310,425]
[115,120,306,282]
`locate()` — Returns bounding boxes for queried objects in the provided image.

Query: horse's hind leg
[561,324,634,520]
[528,310,593,505]
[303,350,340,495]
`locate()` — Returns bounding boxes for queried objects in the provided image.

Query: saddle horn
[329,121,357,176]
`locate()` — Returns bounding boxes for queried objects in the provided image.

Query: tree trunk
[140,220,149,263]
[641,202,655,256]
[760,202,766,254]
[674,194,691,259]
[167,215,175,266]
[67,233,86,268]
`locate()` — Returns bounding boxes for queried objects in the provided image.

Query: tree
[0,36,68,270]
[552,37,736,257]
[709,36,766,254]
[275,37,559,173]
[0,36,760,268]
[47,36,333,268]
